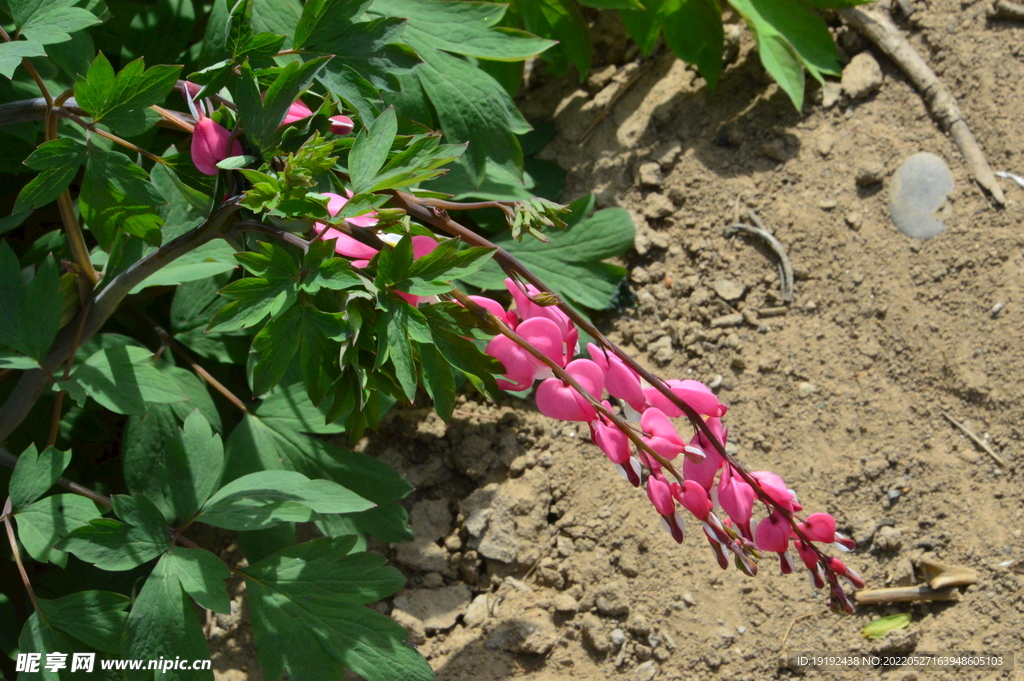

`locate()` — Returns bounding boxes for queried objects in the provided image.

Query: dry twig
[942,412,1006,467]
[989,0,1024,20]
[854,586,960,604]
[840,7,1006,205]
[723,211,794,303]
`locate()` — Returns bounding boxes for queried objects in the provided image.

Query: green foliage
[0,0,646,678]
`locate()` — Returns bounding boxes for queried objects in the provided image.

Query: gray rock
[856,160,886,186]
[460,467,552,565]
[712,278,745,301]
[392,585,472,632]
[391,608,427,645]
[632,661,659,681]
[580,613,611,654]
[638,162,663,187]
[643,192,674,219]
[889,152,954,239]
[485,614,558,655]
[393,499,453,572]
[841,52,883,99]
[463,593,490,628]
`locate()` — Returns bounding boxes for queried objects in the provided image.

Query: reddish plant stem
[149,322,252,415]
[3,497,43,616]
[390,191,830,560]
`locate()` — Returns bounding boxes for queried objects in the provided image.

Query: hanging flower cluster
[473,279,864,611]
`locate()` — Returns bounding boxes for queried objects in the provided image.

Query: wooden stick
[854,586,960,604]
[990,0,1024,20]
[840,7,1006,205]
[942,412,1006,467]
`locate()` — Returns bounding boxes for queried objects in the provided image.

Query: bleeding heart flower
[643,379,728,418]
[535,359,604,422]
[486,317,563,391]
[647,473,685,543]
[587,343,645,413]
[750,471,799,511]
[798,512,837,543]
[717,465,755,538]
[674,479,713,520]
[191,116,243,176]
[282,99,313,126]
[640,407,685,461]
[329,115,354,135]
[754,511,791,553]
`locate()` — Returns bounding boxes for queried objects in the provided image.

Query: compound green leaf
[417,341,455,421]
[164,410,225,523]
[14,138,88,213]
[0,245,63,362]
[244,537,432,681]
[514,0,591,77]
[162,547,232,614]
[74,52,182,124]
[234,57,331,154]
[20,6,101,46]
[371,0,554,60]
[196,470,374,531]
[461,198,634,310]
[349,106,397,194]
[66,343,188,416]
[37,591,130,655]
[122,554,214,681]
[58,495,171,571]
[9,444,73,511]
[294,0,372,49]
[0,39,47,79]
[80,147,166,248]
[15,494,102,568]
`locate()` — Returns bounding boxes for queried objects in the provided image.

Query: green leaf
[727,0,840,107]
[9,444,73,511]
[415,48,530,184]
[162,547,232,614]
[164,410,225,523]
[20,6,101,46]
[660,0,723,89]
[14,138,88,213]
[17,612,80,681]
[349,106,397,194]
[372,0,554,60]
[418,341,455,421]
[255,382,346,434]
[234,57,332,154]
[243,537,433,681]
[65,343,189,416]
[170,274,251,364]
[578,0,645,6]
[37,591,130,654]
[15,494,102,568]
[250,305,303,397]
[461,200,634,310]
[123,554,214,681]
[130,240,238,292]
[0,351,40,369]
[197,470,375,531]
[312,16,418,96]
[58,495,170,571]
[208,242,301,332]
[80,147,167,248]
[0,245,63,362]
[0,39,47,79]
[294,0,372,49]
[74,52,182,124]
[514,0,591,77]
[861,613,912,639]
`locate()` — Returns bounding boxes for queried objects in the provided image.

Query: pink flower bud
[646,474,675,516]
[486,317,562,391]
[181,80,202,102]
[717,465,755,538]
[643,379,728,419]
[639,407,685,460]
[587,343,645,413]
[754,512,790,553]
[679,480,712,520]
[282,99,313,126]
[798,512,836,543]
[191,116,243,176]
[330,115,354,135]
[535,359,604,422]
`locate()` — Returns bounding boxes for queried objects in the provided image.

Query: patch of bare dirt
[357,3,1024,681]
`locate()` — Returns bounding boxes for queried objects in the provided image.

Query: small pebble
[889,152,954,239]
[990,302,1004,318]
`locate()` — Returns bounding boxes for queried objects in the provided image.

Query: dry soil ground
[210,3,1024,680]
